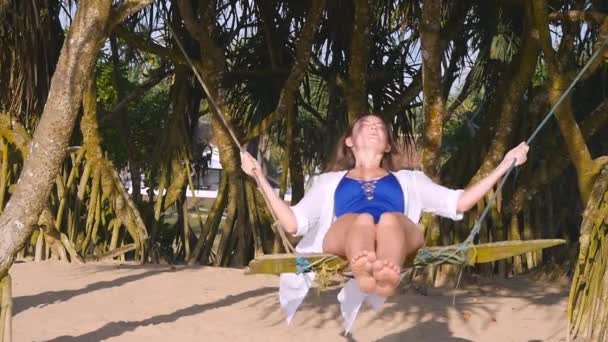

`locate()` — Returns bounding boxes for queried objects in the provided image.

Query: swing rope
[166,22,295,253]
[414,36,608,267]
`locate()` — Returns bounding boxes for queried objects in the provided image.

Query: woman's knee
[377,212,404,228]
[408,229,425,250]
[377,213,423,244]
[352,213,375,228]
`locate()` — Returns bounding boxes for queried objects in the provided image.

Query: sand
[10,260,568,341]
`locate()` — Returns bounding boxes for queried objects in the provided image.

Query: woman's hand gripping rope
[239,150,295,252]
[240,150,262,177]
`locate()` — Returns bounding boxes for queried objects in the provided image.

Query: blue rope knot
[295,256,312,274]
[417,249,433,260]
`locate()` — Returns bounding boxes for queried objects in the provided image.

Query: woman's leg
[323,213,377,292]
[373,212,424,297]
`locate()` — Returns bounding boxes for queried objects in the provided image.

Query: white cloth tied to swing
[279,170,464,333]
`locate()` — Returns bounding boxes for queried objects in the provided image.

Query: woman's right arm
[240,151,299,234]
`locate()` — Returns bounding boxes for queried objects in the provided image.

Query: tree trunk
[33,229,44,262]
[177,0,325,264]
[82,73,148,260]
[549,74,600,203]
[0,0,113,280]
[177,0,247,266]
[196,174,228,265]
[346,0,370,122]
[508,99,608,215]
[0,140,9,213]
[245,181,264,257]
[419,0,444,179]
[269,0,324,201]
[0,275,12,342]
[210,113,242,265]
[181,195,191,262]
[418,0,446,285]
[568,166,608,341]
[532,0,608,204]
[213,191,237,266]
[273,0,326,121]
[109,35,142,204]
[468,6,539,185]
[289,132,305,203]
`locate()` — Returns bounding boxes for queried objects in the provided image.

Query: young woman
[240,114,529,298]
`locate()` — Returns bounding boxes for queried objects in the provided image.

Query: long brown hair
[324,114,417,172]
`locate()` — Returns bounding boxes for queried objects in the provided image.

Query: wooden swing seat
[246,239,566,275]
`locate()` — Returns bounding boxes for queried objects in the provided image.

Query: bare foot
[373,259,401,297]
[350,251,377,293]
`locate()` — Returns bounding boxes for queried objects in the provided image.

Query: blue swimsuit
[334,172,405,223]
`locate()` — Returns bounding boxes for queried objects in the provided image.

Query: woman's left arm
[457,142,530,213]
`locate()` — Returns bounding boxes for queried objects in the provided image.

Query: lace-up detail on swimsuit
[334,172,405,224]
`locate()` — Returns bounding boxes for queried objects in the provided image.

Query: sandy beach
[10,261,568,342]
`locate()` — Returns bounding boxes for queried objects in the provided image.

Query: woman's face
[345,115,391,153]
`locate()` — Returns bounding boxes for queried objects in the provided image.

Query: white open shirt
[280,169,464,333]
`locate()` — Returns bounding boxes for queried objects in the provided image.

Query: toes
[373,260,401,280]
[351,251,374,272]
[351,252,364,264]
[350,251,377,293]
[372,261,401,298]
[383,260,400,274]
[372,260,384,272]
[352,250,376,263]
